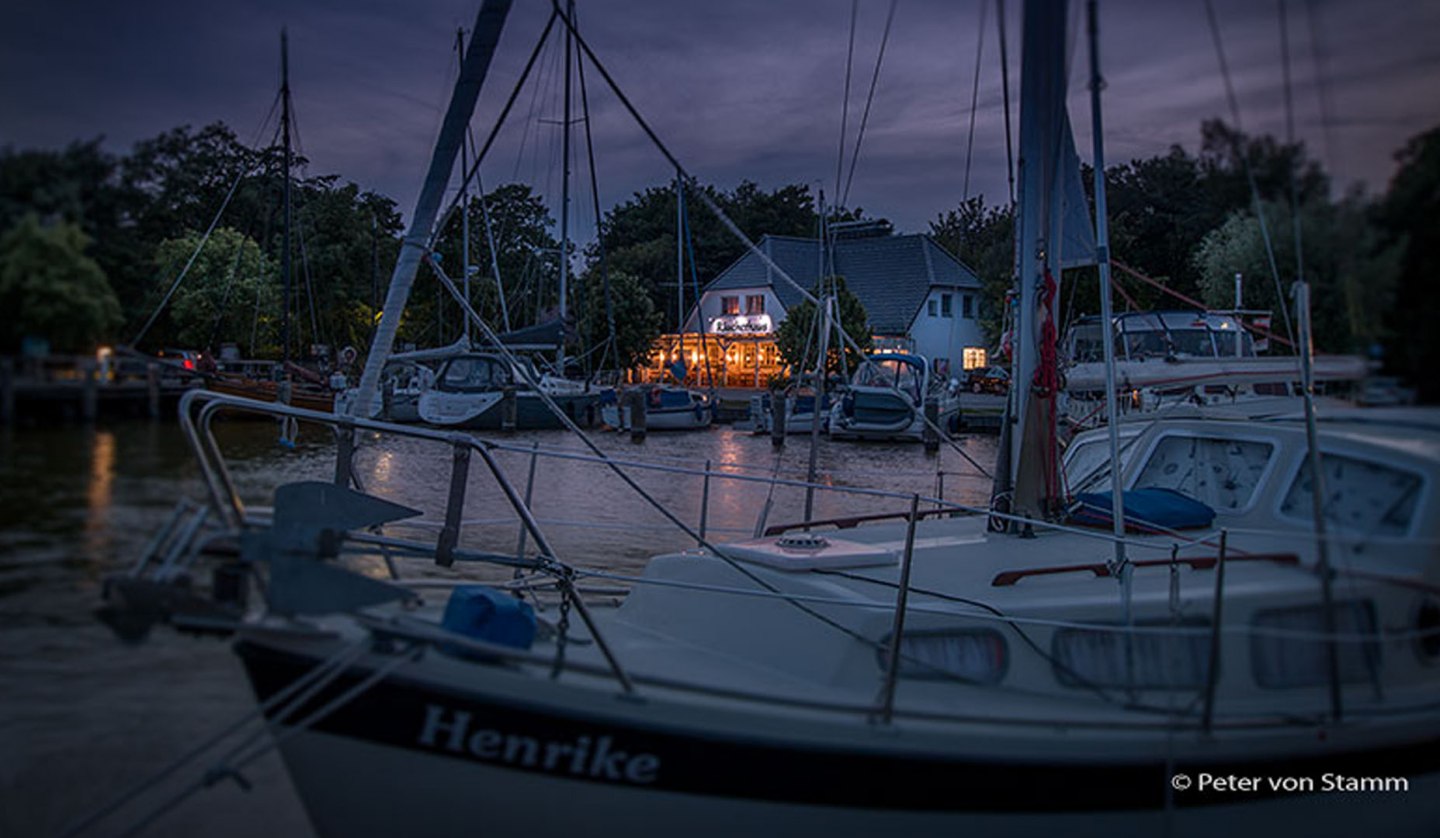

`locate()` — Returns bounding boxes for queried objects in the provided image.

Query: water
[0,417,996,837]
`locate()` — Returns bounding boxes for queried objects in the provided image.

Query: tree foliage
[929,197,1013,345]
[1193,199,1401,353]
[1378,126,1440,400]
[586,180,828,333]
[773,276,872,377]
[152,227,275,353]
[576,268,662,373]
[0,215,121,352]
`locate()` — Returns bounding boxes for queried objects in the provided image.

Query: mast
[458,28,472,347]
[280,28,292,367]
[558,0,574,375]
[1086,0,1126,562]
[676,173,684,360]
[351,0,514,416]
[1005,0,1072,523]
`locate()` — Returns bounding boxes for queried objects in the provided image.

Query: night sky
[4,0,1439,239]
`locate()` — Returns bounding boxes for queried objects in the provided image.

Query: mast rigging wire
[840,0,900,210]
[1201,0,1297,349]
[834,0,859,202]
[962,0,990,203]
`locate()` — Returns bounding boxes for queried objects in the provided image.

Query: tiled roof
[704,234,980,334]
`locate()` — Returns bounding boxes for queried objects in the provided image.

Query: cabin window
[1069,323,1104,362]
[745,294,765,315]
[1053,620,1211,689]
[962,294,974,319]
[441,357,508,392]
[928,300,938,317]
[1064,431,1145,494]
[1277,453,1422,537]
[940,294,953,318]
[962,346,987,370]
[877,629,1007,684]
[1132,436,1274,510]
[1251,601,1380,689]
[721,296,740,316]
[1170,329,1215,358]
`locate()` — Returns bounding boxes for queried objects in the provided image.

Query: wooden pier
[0,355,197,424]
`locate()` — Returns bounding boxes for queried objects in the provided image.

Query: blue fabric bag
[1070,488,1216,533]
[441,585,536,657]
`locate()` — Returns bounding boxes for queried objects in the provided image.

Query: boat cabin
[1066,311,1258,363]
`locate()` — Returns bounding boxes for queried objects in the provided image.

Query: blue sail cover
[1070,488,1216,533]
[1059,112,1097,269]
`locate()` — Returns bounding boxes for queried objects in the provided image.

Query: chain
[550,568,574,680]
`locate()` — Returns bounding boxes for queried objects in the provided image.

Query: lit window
[941,294,953,318]
[721,296,740,316]
[745,295,765,315]
[962,294,974,318]
[962,347,986,370]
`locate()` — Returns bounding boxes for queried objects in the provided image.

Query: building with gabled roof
[644,227,990,388]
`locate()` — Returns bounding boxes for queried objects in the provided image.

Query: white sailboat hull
[242,638,1440,838]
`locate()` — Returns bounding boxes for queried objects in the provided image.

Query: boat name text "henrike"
[417,704,661,784]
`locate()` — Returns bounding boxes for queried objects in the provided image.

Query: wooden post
[146,362,160,419]
[922,400,939,454]
[628,388,647,443]
[81,360,98,422]
[771,392,786,447]
[501,386,518,432]
[0,359,13,425]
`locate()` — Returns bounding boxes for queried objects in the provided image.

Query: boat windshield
[440,357,511,392]
[854,357,924,401]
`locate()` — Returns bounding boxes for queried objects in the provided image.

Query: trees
[152,227,275,353]
[586,180,821,333]
[576,269,661,373]
[1378,126,1440,401]
[1193,199,1400,354]
[929,198,1013,345]
[0,215,121,353]
[773,276,872,377]
[427,182,561,345]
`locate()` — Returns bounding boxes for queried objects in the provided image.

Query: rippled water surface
[0,417,996,836]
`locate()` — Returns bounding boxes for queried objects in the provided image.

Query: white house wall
[683,287,788,336]
[907,288,986,376]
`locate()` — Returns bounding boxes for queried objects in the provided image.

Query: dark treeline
[932,118,1438,401]
[1,117,1435,399]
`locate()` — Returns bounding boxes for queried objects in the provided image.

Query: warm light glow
[962,347,987,370]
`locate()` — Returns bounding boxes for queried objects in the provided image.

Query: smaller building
[642,226,989,387]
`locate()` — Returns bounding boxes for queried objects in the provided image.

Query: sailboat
[205,30,336,414]
[98,2,1439,835]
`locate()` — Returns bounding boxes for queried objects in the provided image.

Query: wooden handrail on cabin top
[990,553,1300,587]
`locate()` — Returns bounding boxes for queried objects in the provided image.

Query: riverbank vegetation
[1,118,1435,398]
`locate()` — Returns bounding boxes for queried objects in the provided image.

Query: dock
[1,355,197,424]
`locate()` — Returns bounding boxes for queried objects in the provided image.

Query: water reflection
[84,428,116,560]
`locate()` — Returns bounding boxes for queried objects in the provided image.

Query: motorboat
[1062,311,1368,430]
[600,384,713,431]
[828,353,958,441]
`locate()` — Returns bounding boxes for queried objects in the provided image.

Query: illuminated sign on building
[709,314,773,335]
